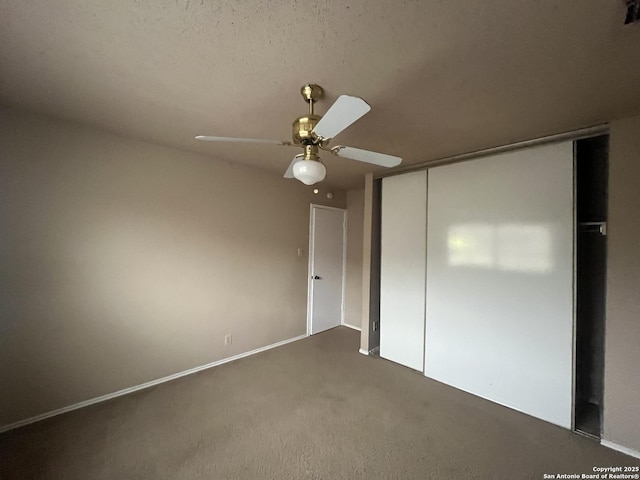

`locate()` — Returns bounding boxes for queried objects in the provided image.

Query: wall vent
[625,0,640,24]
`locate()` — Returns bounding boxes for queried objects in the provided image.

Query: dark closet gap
[574,135,608,438]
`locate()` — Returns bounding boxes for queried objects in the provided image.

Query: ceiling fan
[196,84,402,185]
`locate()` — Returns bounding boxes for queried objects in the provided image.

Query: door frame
[307,204,347,336]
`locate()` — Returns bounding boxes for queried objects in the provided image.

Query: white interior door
[380,171,427,371]
[308,205,346,335]
[425,142,574,428]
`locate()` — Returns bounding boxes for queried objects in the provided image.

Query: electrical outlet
[224,334,232,346]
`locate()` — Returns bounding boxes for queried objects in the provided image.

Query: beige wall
[360,174,374,353]
[0,107,345,427]
[603,113,640,453]
[344,189,364,329]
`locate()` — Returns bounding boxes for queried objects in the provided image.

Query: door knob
[313,275,321,280]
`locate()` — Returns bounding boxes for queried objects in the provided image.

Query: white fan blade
[196,136,291,145]
[312,95,371,140]
[283,156,303,178]
[334,146,402,168]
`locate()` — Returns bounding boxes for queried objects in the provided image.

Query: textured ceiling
[1,0,640,189]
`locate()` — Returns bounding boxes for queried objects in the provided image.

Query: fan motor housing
[292,115,321,145]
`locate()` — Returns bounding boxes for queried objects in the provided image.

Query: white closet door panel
[380,171,427,371]
[425,142,574,428]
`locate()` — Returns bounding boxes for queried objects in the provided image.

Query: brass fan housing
[292,115,321,145]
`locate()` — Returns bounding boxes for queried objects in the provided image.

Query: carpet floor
[0,327,637,479]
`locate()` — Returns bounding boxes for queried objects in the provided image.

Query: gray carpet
[1,327,637,479]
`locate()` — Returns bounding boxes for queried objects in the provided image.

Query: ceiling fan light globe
[292,160,326,185]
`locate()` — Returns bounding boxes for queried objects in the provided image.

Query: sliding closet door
[425,142,574,428]
[380,171,426,371]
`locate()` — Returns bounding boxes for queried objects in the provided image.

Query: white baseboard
[0,334,308,434]
[342,323,361,332]
[359,348,369,355]
[601,439,640,459]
